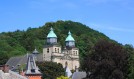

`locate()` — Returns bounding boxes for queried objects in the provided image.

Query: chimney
[3,65,9,73]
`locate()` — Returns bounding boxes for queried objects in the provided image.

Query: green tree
[82,40,128,79]
[0,20,110,65]
[124,44,134,79]
[37,61,65,79]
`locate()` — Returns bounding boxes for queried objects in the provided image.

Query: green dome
[65,31,75,41]
[47,27,57,38]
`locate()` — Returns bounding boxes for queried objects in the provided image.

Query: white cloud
[90,23,134,33]
[84,0,128,6]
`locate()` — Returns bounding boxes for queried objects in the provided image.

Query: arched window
[47,48,49,53]
[58,48,59,53]
[73,51,75,55]
[76,51,77,55]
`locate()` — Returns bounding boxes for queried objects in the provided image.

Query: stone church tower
[43,27,79,70]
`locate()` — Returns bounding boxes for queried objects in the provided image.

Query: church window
[58,48,59,53]
[73,51,75,55]
[55,48,57,52]
[47,48,49,53]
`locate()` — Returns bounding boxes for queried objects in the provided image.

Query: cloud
[90,24,134,33]
[84,0,128,6]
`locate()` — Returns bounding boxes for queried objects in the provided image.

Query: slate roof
[25,54,41,75]
[6,56,25,70]
[32,49,39,54]
[6,53,43,71]
[72,72,87,79]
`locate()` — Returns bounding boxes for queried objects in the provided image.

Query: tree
[124,44,134,79]
[37,61,65,79]
[57,76,70,79]
[82,40,128,79]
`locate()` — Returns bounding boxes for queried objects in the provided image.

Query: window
[76,51,77,55]
[55,48,57,52]
[47,48,49,53]
[58,48,59,53]
[73,51,75,55]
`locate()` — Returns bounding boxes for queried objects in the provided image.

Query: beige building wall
[43,45,79,70]
[59,48,79,70]
[43,45,62,61]
[43,47,53,61]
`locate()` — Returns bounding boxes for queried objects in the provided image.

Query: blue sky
[0,0,134,46]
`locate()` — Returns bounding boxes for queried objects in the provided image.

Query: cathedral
[43,27,80,70]
[6,27,80,71]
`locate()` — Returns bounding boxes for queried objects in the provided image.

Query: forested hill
[0,20,112,64]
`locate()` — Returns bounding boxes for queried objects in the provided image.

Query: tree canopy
[37,61,65,79]
[0,20,133,79]
[82,40,128,79]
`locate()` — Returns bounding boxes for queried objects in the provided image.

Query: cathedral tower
[43,28,79,70]
[65,31,75,48]
[43,27,62,61]
[61,31,79,70]
[47,27,57,44]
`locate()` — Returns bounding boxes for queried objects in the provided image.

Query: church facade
[43,27,80,70]
[6,27,80,71]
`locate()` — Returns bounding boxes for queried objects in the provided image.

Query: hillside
[0,20,111,64]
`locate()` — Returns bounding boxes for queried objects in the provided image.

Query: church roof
[6,55,26,70]
[25,55,41,75]
[65,31,75,41]
[32,48,39,54]
[6,53,43,71]
[72,72,87,79]
[47,27,57,38]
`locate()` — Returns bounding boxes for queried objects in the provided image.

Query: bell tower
[63,31,79,70]
[47,27,57,44]
[65,31,75,48]
[43,27,61,61]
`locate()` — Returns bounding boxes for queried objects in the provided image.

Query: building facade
[43,28,80,70]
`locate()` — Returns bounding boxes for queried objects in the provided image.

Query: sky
[0,0,134,46]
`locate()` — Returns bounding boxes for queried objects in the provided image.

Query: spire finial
[47,27,57,38]
[68,31,71,35]
[35,46,36,50]
[50,27,53,31]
